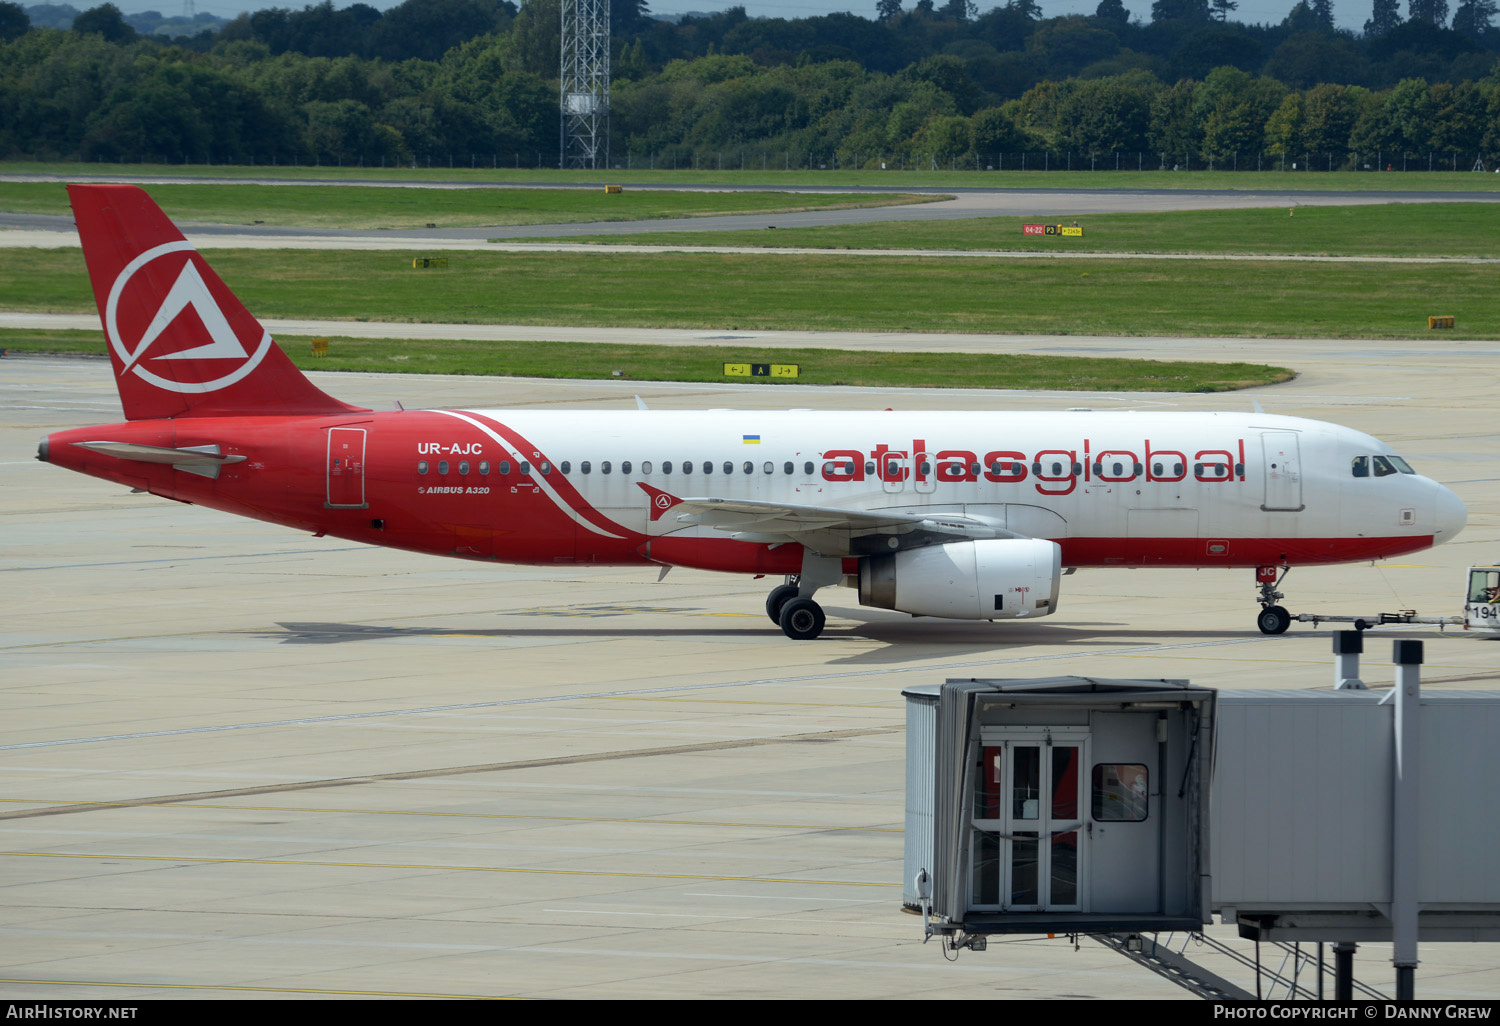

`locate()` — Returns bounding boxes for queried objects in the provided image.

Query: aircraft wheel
[1257,605,1291,635]
[779,597,826,640]
[766,583,799,625]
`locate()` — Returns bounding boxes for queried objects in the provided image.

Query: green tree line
[1,0,1498,167]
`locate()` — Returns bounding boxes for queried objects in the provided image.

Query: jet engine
[858,538,1062,620]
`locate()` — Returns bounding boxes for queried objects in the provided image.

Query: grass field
[6,159,1500,193]
[555,202,1500,258]
[0,182,932,229]
[0,328,1291,392]
[1,247,1492,340]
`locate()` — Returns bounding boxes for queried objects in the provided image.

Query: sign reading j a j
[724,363,800,379]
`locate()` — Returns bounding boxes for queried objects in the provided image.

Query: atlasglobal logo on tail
[105,241,273,394]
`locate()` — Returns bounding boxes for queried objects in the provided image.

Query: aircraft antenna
[560,0,610,170]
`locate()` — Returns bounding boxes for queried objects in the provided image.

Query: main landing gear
[766,575,827,640]
[1255,565,1292,635]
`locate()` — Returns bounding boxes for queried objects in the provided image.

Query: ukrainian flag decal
[743,434,761,445]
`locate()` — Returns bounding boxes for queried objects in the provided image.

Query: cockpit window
[1388,455,1416,475]
[1351,456,1368,478]
[1372,455,1398,477]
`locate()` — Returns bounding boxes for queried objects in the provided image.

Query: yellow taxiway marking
[0,799,901,832]
[0,978,516,998]
[1,850,899,888]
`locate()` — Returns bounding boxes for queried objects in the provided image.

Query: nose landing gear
[1256,565,1291,635]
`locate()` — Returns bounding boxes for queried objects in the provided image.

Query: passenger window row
[414,457,1246,479]
[417,459,818,477]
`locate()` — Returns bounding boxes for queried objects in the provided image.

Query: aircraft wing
[665,495,1023,553]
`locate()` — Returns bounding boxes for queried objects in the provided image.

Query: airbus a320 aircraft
[38,185,1468,639]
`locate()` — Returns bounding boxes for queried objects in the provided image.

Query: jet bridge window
[1092,764,1149,822]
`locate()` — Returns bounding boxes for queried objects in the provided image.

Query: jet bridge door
[1087,712,1161,914]
[972,730,1088,912]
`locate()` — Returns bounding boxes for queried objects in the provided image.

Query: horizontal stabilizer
[74,440,247,479]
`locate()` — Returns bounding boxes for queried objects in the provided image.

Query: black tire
[1257,605,1291,635]
[778,597,826,640]
[766,583,799,625]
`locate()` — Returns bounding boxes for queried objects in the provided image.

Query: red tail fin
[68,184,364,421]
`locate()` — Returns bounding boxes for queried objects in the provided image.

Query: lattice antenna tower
[560,0,610,170]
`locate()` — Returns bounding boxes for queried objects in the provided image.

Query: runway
[4,336,1499,999]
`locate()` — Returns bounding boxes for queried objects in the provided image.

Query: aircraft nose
[1433,485,1467,542]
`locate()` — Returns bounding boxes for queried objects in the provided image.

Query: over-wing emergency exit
[38,185,1468,639]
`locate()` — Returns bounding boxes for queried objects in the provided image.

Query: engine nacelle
[858,538,1062,620]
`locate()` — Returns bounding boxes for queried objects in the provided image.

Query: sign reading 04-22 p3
[1023,224,1084,237]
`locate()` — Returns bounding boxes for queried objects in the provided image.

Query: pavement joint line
[0,546,367,573]
[0,726,898,821]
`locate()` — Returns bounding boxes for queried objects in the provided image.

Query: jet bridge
[905,677,1217,939]
[907,643,1500,999]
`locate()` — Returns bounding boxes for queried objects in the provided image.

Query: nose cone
[1434,485,1467,544]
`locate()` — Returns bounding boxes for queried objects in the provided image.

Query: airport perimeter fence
[51,149,1500,174]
